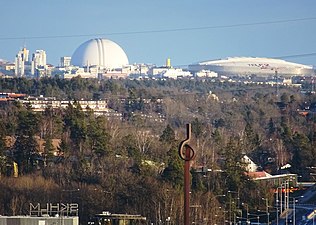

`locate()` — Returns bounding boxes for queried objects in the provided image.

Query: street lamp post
[286,180,290,212]
[262,198,269,225]
[293,198,296,225]
[291,196,304,225]
[257,216,260,225]
[276,187,280,225]
[228,190,239,225]
[229,199,233,225]
[280,184,283,214]
[285,177,295,211]
[276,206,279,225]
[277,179,291,225]
[241,203,249,224]
[276,196,303,225]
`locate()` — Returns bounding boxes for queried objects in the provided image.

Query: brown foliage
[0,175,59,215]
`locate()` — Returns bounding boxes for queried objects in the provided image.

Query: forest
[0,77,315,225]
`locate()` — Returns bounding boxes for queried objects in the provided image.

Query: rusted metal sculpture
[179,124,195,225]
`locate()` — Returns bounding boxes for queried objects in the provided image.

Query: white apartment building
[15,47,29,76]
[31,50,47,76]
[60,56,71,67]
[21,97,113,115]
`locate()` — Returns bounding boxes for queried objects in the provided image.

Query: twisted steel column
[179,124,196,225]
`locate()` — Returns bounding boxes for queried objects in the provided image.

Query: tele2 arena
[189,57,314,77]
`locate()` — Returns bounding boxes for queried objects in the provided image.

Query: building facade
[31,50,47,76]
[15,47,29,77]
[60,56,71,67]
[189,57,314,77]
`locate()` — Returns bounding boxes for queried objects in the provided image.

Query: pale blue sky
[0,0,316,67]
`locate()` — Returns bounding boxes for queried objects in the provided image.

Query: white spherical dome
[71,38,129,68]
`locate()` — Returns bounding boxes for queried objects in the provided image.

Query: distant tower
[166,58,171,68]
[60,56,71,67]
[31,50,47,75]
[15,47,29,76]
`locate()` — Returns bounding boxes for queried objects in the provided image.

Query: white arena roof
[71,38,129,69]
[189,57,314,77]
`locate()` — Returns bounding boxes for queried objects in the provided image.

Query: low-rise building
[0,216,78,225]
[21,96,111,114]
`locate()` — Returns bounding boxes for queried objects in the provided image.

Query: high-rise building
[31,50,47,75]
[60,56,71,67]
[15,47,29,76]
[166,58,171,68]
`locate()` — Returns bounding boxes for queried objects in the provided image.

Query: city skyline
[1,0,316,67]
